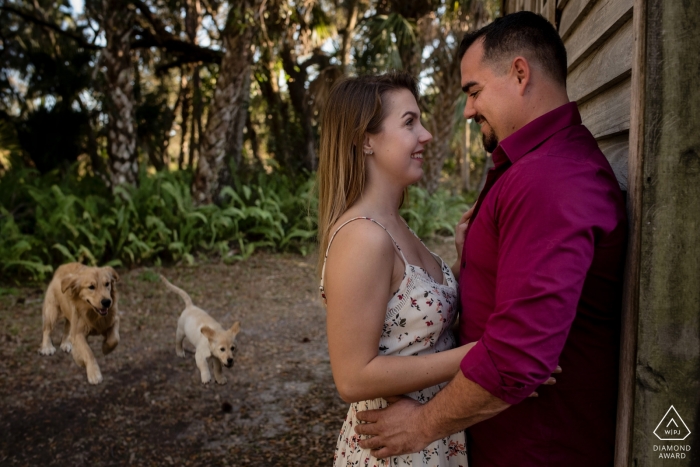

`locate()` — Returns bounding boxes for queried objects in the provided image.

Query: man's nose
[463,100,476,119]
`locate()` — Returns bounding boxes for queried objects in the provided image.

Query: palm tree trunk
[420,39,462,194]
[193,1,256,204]
[101,0,137,186]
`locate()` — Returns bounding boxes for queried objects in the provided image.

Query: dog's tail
[160,275,193,308]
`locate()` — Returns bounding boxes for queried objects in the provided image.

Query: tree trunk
[462,120,471,191]
[178,71,190,170]
[192,1,256,204]
[340,0,359,73]
[101,0,137,186]
[419,35,462,194]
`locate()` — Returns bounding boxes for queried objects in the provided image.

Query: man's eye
[470,91,479,98]
[406,119,413,125]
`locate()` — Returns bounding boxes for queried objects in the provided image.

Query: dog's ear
[105,266,120,283]
[60,274,79,295]
[200,326,216,340]
[229,321,241,334]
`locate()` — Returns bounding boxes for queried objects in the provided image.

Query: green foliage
[0,164,317,282]
[400,186,472,239]
[0,162,472,282]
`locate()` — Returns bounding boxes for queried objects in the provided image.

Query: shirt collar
[491,102,582,167]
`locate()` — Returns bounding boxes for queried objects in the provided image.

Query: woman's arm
[325,220,474,403]
[451,206,475,280]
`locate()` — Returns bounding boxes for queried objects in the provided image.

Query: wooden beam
[596,133,629,191]
[559,0,597,40]
[578,78,631,139]
[614,0,645,463]
[564,0,633,70]
[630,0,700,465]
[567,17,632,104]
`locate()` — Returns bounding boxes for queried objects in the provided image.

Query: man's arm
[355,371,509,458]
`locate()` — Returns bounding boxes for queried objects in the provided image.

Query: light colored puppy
[39,262,120,384]
[160,275,240,385]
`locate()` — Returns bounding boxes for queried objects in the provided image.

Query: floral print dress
[320,217,468,467]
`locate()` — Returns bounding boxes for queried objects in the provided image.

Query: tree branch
[1,4,102,50]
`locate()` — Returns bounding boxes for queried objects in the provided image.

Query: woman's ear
[362,135,374,155]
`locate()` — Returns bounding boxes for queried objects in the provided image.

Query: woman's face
[365,89,433,187]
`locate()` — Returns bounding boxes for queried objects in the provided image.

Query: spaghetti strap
[319,217,407,301]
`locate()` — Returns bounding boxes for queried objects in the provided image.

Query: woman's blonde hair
[317,71,419,275]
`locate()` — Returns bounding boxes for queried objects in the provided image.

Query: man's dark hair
[458,11,567,85]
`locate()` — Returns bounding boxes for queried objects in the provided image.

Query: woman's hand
[455,206,475,260]
[528,365,562,397]
[452,206,476,279]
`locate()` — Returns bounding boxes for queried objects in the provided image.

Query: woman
[317,71,472,466]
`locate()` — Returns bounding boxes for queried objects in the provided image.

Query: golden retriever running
[39,263,120,384]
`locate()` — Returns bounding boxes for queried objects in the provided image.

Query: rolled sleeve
[460,339,535,404]
[460,157,605,405]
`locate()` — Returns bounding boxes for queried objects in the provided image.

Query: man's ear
[201,326,216,340]
[511,56,530,94]
[229,321,241,334]
[60,275,79,295]
[105,266,120,283]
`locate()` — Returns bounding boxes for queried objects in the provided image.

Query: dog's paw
[201,374,212,385]
[87,369,103,385]
[215,376,227,385]
[60,341,72,353]
[38,345,56,356]
[176,350,186,358]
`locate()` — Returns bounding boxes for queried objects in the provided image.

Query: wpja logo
[652,405,692,460]
[654,406,691,441]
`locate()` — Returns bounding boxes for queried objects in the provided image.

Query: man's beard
[475,114,498,153]
[482,129,498,153]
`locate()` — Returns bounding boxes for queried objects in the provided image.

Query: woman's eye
[405,119,413,125]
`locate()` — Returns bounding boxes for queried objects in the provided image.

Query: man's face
[460,39,516,153]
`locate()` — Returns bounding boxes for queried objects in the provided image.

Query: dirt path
[0,240,456,466]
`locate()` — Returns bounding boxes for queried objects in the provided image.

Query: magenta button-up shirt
[459,102,627,466]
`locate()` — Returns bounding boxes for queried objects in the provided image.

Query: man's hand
[354,396,427,459]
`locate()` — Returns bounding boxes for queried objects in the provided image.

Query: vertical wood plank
[614,1,645,464]
[631,0,700,466]
[544,0,557,25]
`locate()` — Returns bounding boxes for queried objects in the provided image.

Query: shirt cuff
[459,339,535,405]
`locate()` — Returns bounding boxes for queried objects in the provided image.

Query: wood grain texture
[596,133,629,190]
[564,0,633,70]
[567,18,633,104]
[632,0,700,465]
[614,0,644,464]
[544,0,557,25]
[578,78,631,139]
[559,0,597,39]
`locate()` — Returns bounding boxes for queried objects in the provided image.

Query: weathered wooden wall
[504,0,633,190]
[631,0,700,465]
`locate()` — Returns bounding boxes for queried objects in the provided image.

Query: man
[355,11,627,466]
